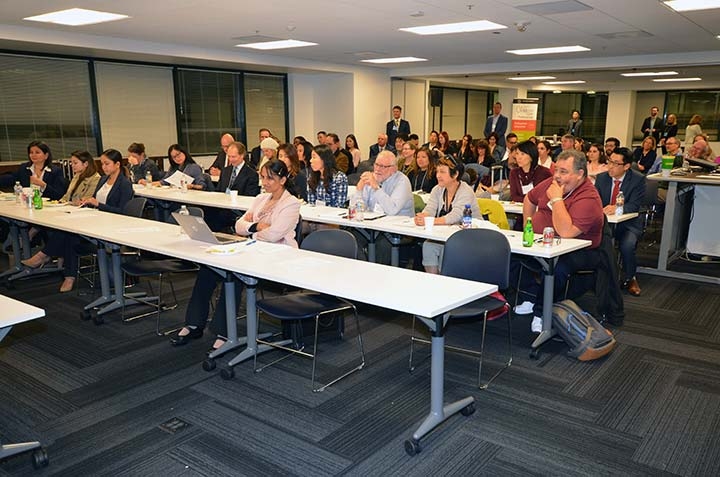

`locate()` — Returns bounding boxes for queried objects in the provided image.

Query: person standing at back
[567,110,583,138]
[640,106,664,144]
[484,102,508,147]
[386,105,411,147]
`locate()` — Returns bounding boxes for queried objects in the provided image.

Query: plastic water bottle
[178,205,189,235]
[615,191,624,216]
[180,179,188,193]
[13,181,22,204]
[145,170,152,188]
[354,198,364,221]
[32,187,43,210]
[462,204,472,229]
[523,218,534,247]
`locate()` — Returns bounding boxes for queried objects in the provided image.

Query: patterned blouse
[306,171,348,208]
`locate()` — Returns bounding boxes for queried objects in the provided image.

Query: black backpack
[552,299,616,361]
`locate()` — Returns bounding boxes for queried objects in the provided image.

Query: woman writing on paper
[170,159,301,351]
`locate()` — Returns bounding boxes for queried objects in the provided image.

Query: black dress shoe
[170,327,203,346]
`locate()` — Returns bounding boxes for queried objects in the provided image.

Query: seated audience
[170,160,301,350]
[586,143,609,184]
[457,134,475,164]
[465,139,491,183]
[207,142,260,232]
[208,133,235,175]
[21,149,133,293]
[345,134,362,171]
[633,136,657,173]
[537,139,554,171]
[414,159,482,274]
[487,132,504,164]
[509,140,553,203]
[437,131,457,159]
[0,140,67,200]
[307,144,348,207]
[127,142,161,184]
[406,146,438,193]
[397,142,418,174]
[60,150,101,203]
[277,143,308,202]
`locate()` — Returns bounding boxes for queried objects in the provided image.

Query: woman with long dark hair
[146,144,210,191]
[509,141,552,203]
[406,146,438,193]
[307,144,348,207]
[60,150,100,203]
[277,143,306,201]
[0,141,67,199]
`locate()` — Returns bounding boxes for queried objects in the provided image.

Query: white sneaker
[531,316,543,333]
[513,301,534,314]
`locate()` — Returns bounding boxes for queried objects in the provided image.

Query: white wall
[353,70,391,156]
[391,79,427,142]
[605,91,637,148]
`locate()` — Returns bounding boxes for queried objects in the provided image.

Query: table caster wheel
[220,367,235,380]
[202,358,216,372]
[404,439,421,456]
[93,314,104,325]
[529,348,540,360]
[80,309,92,321]
[32,448,49,469]
[460,402,475,416]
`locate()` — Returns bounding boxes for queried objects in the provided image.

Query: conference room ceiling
[2,0,720,91]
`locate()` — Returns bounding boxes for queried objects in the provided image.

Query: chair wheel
[220,367,235,380]
[404,439,421,456]
[529,348,540,360]
[202,359,216,371]
[460,402,475,416]
[93,314,104,325]
[80,309,92,321]
[32,448,49,469]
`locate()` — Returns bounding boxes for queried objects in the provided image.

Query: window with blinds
[0,54,96,162]
[244,73,287,146]
[176,69,242,155]
[94,62,177,157]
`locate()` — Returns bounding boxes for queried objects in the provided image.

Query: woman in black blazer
[21,149,134,293]
[0,141,67,200]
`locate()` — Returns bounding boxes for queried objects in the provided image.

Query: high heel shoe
[59,278,75,293]
[21,253,51,269]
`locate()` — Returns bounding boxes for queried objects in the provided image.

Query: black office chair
[409,228,512,389]
[254,229,365,392]
[120,206,201,335]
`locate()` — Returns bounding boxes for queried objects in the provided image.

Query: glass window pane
[467,90,488,141]
[244,73,286,146]
[440,89,465,140]
[177,69,240,155]
[0,54,95,161]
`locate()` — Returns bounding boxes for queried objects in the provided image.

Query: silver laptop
[172,212,245,245]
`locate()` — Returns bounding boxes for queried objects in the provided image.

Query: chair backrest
[477,198,510,230]
[186,206,204,218]
[301,229,357,259]
[643,179,659,207]
[442,229,511,289]
[123,197,147,217]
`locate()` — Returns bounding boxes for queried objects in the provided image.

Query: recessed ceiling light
[23,8,129,26]
[587,91,596,94]
[553,90,562,94]
[664,0,720,12]
[652,77,702,82]
[399,20,507,35]
[506,45,590,55]
[507,76,556,81]
[235,39,318,50]
[621,71,678,77]
[542,80,586,85]
[361,57,428,64]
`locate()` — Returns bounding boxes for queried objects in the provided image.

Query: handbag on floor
[552,299,616,361]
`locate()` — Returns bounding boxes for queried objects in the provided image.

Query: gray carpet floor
[1,251,719,476]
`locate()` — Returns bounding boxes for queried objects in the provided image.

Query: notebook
[172,212,245,245]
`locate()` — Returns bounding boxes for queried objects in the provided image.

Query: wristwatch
[548,197,563,207]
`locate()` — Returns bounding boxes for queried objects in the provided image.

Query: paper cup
[229,190,238,200]
[490,194,500,201]
[424,216,434,231]
[661,155,675,177]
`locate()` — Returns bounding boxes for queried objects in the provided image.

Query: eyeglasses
[374,163,395,169]
[608,160,625,166]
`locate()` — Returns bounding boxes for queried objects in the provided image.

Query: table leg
[407,315,474,455]
[84,245,113,310]
[656,181,677,271]
[531,257,557,350]
[386,233,402,267]
[0,223,24,280]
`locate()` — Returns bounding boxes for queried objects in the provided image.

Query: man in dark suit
[207,141,260,232]
[483,102,508,147]
[640,106,664,143]
[249,128,271,170]
[368,133,396,161]
[208,133,235,175]
[595,147,646,297]
[386,105,411,146]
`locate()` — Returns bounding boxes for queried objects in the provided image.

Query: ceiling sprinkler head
[514,21,530,32]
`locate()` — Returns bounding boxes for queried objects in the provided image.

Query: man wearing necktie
[595,147,646,296]
[386,105,411,147]
[206,141,260,232]
[640,106,664,144]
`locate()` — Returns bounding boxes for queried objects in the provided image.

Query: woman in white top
[537,139,554,171]
[414,158,482,274]
[685,114,703,149]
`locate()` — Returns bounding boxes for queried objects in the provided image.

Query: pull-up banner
[511,98,539,142]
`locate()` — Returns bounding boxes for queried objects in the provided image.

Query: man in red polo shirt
[513,149,604,332]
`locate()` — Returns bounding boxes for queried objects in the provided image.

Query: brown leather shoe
[627,277,641,296]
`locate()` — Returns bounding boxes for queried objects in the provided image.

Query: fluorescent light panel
[24,8,129,26]
[664,0,720,12]
[362,57,428,64]
[621,71,678,77]
[235,39,317,50]
[542,80,586,84]
[506,45,590,55]
[653,77,702,82]
[507,76,556,80]
[399,20,506,35]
